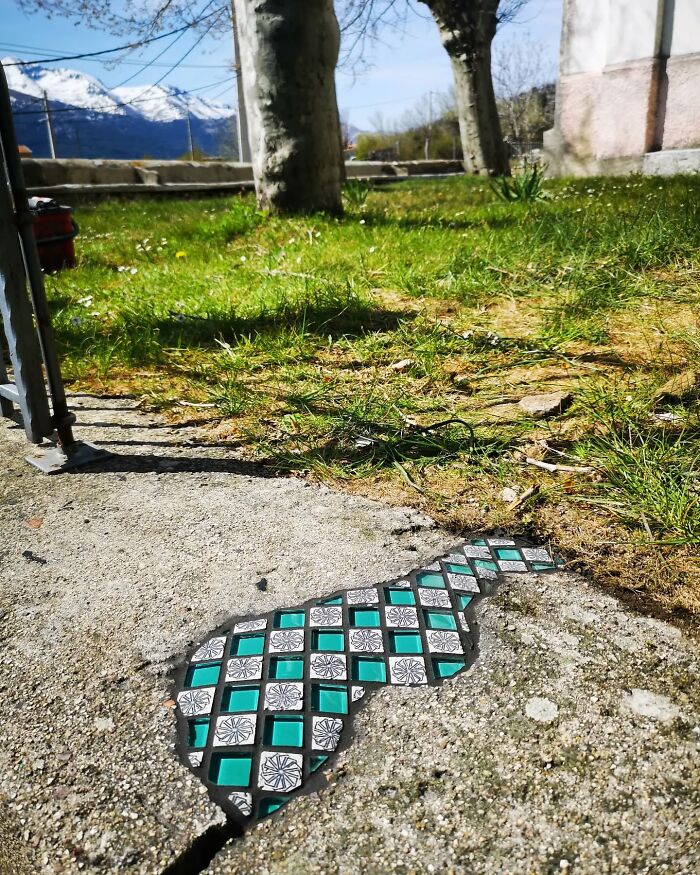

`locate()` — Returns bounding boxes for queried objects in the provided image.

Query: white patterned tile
[309,652,347,681]
[351,685,365,701]
[228,791,252,816]
[191,637,226,662]
[233,618,267,634]
[474,565,498,580]
[446,553,470,566]
[487,538,516,546]
[264,682,304,711]
[447,573,480,593]
[426,629,464,654]
[177,687,215,716]
[497,560,528,572]
[392,579,411,588]
[309,606,343,627]
[417,587,451,608]
[463,545,491,559]
[188,752,203,767]
[213,713,257,746]
[311,715,343,751]
[522,548,553,563]
[226,656,263,682]
[384,605,419,629]
[388,656,427,685]
[258,751,303,792]
[346,588,379,605]
[348,628,384,653]
[268,629,305,653]
[423,562,441,571]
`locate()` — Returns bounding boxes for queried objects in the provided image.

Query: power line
[0,45,229,70]
[2,6,227,67]
[107,0,220,91]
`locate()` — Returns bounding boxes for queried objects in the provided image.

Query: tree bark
[233,0,344,214]
[423,0,510,176]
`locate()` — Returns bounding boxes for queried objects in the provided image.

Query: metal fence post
[0,60,109,473]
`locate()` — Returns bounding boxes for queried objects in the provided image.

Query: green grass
[47,175,700,614]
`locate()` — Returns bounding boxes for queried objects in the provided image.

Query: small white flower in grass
[368,246,376,253]
[77,295,93,307]
[359,219,366,225]
[240,255,246,262]
[130,267,138,275]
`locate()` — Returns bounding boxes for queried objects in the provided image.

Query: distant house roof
[18,144,32,156]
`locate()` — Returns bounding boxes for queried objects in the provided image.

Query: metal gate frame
[0,61,109,473]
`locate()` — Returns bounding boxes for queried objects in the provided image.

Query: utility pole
[185,105,195,160]
[231,3,251,162]
[424,90,433,161]
[42,90,56,159]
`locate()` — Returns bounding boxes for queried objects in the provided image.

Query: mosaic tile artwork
[172,537,562,829]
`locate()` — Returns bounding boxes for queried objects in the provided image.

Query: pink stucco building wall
[544,0,700,175]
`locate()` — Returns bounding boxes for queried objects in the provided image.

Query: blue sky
[2,0,563,129]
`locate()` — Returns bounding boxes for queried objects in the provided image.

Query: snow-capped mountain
[112,84,232,122]
[3,57,237,159]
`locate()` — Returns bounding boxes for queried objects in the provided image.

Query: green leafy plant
[491,161,549,203]
[343,180,372,210]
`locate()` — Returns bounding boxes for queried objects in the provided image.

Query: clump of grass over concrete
[49,175,700,617]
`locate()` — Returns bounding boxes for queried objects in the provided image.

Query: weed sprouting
[491,162,549,203]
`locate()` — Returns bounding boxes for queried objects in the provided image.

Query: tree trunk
[233,0,344,214]
[424,0,510,176]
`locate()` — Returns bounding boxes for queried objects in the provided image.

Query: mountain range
[3,58,238,160]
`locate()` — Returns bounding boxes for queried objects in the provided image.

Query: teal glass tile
[221,685,260,713]
[384,588,416,606]
[432,658,466,679]
[317,596,343,606]
[474,559,498,572]
[312,629,345,652]
[274,611,305,629]
[310,755,328,772]
[184,662,221,688]
[311,683,349,714]
[416,572,445,589]
[389,631,423,654]
[231,634,265,656]
[351,656,387,683]
[425,610,457,631]
[473,539,487,546]
[259,797,288,817]
[495,548,521,561]
[209,754,252,787]
[532,561,555,571]
[187,718,210,748]
[264,715,304,747]
[458,594,474,610]
[445,563,475,576]
[349,608,380,627]
[270,657,304,680]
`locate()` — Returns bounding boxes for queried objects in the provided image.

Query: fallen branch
[523,456,594,474]
[176,400,217,409]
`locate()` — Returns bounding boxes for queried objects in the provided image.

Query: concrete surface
[0,396,698,874]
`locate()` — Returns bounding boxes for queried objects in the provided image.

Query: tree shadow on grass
[54,292,414,363]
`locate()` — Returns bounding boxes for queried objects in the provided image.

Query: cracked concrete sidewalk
[0,396,698,875]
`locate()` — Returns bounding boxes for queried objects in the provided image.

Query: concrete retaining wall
[21,158,465,199]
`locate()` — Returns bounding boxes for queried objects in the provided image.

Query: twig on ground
[507,484,539,511]
[176,400,217,408]
[522,456,594,474]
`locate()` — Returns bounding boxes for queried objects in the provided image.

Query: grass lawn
[47,175,700,619]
